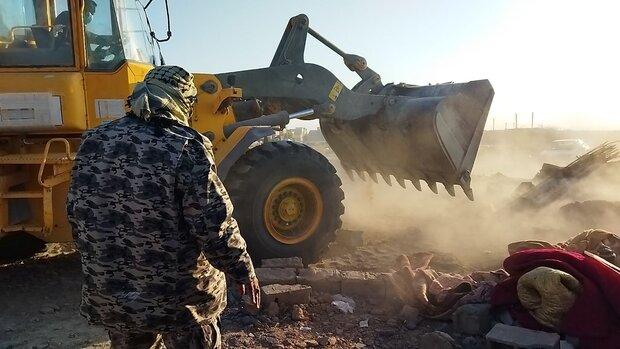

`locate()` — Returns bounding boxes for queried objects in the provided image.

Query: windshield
[0,0,74,67]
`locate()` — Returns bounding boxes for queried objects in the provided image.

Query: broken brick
[341,271,386,298]
[261,284,311,306]
[261,257,304,268]
[297,267,342,293]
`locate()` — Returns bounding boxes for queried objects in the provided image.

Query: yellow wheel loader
[0,0,493,261]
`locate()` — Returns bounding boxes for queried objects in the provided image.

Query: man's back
[67,65,257,348]
[68,116,227,331]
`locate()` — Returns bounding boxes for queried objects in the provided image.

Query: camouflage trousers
[108,320,221,349]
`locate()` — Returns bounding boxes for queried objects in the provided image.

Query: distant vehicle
[540,139,590,165]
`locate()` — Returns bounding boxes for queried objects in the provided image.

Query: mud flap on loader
[321,79,494,200]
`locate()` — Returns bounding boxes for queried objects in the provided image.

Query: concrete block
[452,303,492,335]
[486,324,560,349]
[297,267,342,293]
[261,257,304,268]
[341,271,385,298]
[255,267,297,285]
[261,284,312,306]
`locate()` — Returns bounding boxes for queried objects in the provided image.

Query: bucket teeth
[427,181,438,194]
[381,173,392,186]
[462,185,474,201]
[369,172,378,184]
[345,167,471,200]
[410,179,422,191]
[444,184,456,197]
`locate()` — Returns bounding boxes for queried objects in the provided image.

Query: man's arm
[177,137,259,301]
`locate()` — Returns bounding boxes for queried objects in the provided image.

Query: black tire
[0,233,45,261]
[225,141,344,263]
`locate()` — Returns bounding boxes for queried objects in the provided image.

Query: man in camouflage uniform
[67,66,260,349]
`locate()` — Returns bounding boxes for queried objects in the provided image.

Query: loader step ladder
[0,138,75,238]
[0,191,44,199]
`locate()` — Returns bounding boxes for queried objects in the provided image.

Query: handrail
[37,138,75,187]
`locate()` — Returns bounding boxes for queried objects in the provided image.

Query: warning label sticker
[328,81,344,102]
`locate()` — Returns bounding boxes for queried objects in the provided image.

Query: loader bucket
[320,79,494,199]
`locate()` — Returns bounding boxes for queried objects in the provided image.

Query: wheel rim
[263,177,323,244]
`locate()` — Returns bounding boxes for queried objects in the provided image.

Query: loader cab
[0,0,157,134]
[0,0,159,245]
[80,0,158,70]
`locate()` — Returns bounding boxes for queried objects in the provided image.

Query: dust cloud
[332,130,620,271]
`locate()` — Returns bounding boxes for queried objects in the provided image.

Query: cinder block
[341,271,385,298]
[486,324,560,349]
[261,284,312,306]
[255,267,297,285]
[261,257,304,268]
[297,267,342,293]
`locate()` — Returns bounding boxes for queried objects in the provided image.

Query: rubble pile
[512,142,619,210]
[3,222,620,348]
[245,227,620,349]
[560,200,620,230]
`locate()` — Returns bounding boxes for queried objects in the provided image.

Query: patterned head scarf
[128,66,198,126]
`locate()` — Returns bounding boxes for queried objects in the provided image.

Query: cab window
[85,0,125,70]
[115,0,156,65]
[0,0,74,67]
[85,0,156,70]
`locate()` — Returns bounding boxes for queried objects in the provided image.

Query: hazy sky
[147,0,619,130]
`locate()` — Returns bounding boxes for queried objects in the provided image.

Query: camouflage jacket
[67,116,255,332]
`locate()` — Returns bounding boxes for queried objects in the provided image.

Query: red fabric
[491,249,620,349]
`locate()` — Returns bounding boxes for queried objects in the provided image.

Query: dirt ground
[0,238,477,349]
[2,157,619,348]
[0,229,484,349]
